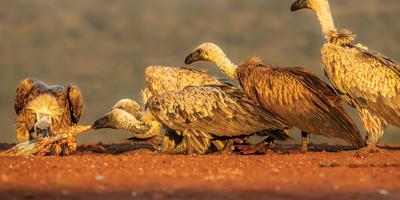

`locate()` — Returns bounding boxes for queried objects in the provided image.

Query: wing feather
[145,66,223,96]
[147,85,289,137]
[67,85,84,124]
[14,78,35,114]
[237,62,364,147]
[322,43,400,126]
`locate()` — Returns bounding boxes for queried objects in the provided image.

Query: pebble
[333,185,339,190]
[377,188,390,196]
[95,175,105,181]
[61,189,70,196]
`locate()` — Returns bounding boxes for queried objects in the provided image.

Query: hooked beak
[93,115,112,130]
[184,49,202,65]
[34,116,51,138]
[290,0,310,11]
[35,117,51,130]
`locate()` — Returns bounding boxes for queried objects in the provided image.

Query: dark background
[0,0,399,144]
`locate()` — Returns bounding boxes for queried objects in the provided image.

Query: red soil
[0,143,399,200]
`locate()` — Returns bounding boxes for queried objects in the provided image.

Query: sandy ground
[0,143,399,200]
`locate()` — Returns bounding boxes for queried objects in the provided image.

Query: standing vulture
[185,42,365,151]
[291,0,400,151]
[93,85,290,155]
[14,78,84,155]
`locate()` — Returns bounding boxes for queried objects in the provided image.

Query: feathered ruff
[26,94,64,125]
[327,29,355,46]
[245,56,263,66]
[141,88,153,104]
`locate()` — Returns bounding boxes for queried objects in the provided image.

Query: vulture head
[184,42,226,65]
[93,99,156,136]
[93,108,139,130]
[25,94,64,138]
[185,42,238,80]
[290,0,329,12]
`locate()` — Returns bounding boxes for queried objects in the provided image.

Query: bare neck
[210,53,238,80]
[118,114,155,138]
[314,3,336,39]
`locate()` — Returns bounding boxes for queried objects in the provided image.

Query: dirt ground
[0,143,399,200]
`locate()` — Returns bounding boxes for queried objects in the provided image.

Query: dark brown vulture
[14,78,84,155]
[185,42,366,151]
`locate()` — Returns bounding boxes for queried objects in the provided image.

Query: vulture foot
[354,146,384,158]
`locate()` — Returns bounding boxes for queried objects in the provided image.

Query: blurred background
[0,0,399,145]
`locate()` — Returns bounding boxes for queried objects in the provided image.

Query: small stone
[95,175,105,181]
[131,191,137,197]
[377,188,389,196]
[61,189,70,196]
[333,185,339,190]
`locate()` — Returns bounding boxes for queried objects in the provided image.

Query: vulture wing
[14,78,36,114]
[237,59,364,147]
[147,85,289,137]
[67,84,84,124]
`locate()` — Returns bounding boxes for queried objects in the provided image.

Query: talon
[354,146,383,157]
[236,143,268,155]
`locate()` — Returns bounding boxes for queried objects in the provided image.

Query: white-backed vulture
[185,42,365,151]
[14,78,84,155]
[290,0,400,151]
[93,85,291,155]
[142,65,290,153]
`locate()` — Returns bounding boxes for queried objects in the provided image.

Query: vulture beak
[290,0,310,11]
[184,49,203,65]
[34,116,51,138]
[93,115,112,130]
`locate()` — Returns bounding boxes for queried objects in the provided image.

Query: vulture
[111,65,290,154]
[93,85,291,155]
[291,0,400,151]
[185,42,366,151]
[14,78,84,154]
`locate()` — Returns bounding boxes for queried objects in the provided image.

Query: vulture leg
[265,136,275,149]
[124,136,163,151]
[220,138,244,155]
[164,141,187,154]
[301,131,308,153]
[236,137,275,155]
[212,140,227,152]
[356,109,386,154]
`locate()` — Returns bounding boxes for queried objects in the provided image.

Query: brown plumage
[185,42,365,150]
[146,85,290,154]
[291,0,400,148]
[93,85,290,155]
[14,78,84,154]
[142,65,289,153]
[145,66,224,97]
